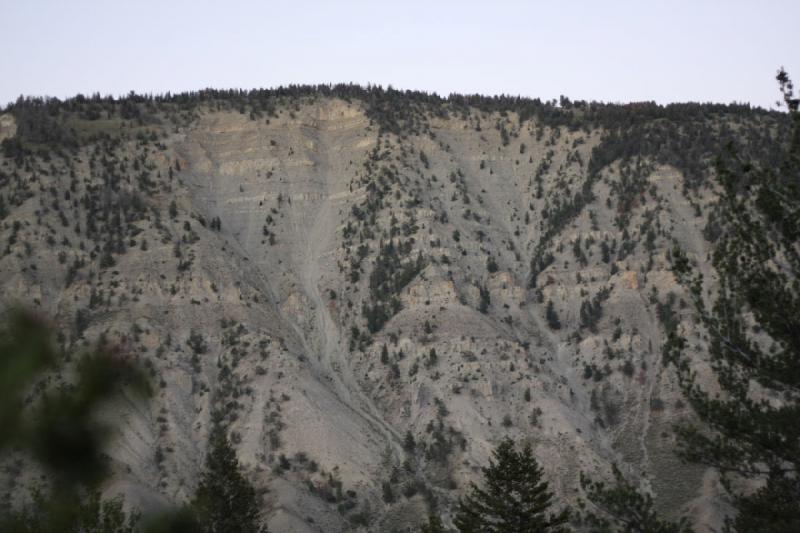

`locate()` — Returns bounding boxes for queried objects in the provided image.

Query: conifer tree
[578,466,691,533]
[191,424,266,533]
[0,310,195,533]
[667,69,800,531]
[421,512,447,533]
[404,430,417,452]
[545,301,561,330]
[453,438,569,532]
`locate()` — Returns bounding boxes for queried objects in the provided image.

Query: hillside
[0,88,789,532]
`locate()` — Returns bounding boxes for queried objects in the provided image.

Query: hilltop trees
[667,69,800,531]
[453,438,569,532]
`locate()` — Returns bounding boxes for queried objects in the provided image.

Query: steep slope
[0,91,787,531]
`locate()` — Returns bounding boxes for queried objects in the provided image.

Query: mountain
[0,88,789,531]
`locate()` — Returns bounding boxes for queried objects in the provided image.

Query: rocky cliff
[0,90,787,531]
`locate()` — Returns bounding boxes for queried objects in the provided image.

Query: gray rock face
[0,96,749,531]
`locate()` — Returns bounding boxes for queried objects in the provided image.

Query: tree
[0,310,194,533]
[479,284,491,314]
[487,256,499,274]
[1,489,139,533]
[578,465,691,533]
[404,430,416,452]
[453,438,569,532]
[421,512,447,533]
[545,301,561,330]
[667,69,800,531]
[191,424,266,533]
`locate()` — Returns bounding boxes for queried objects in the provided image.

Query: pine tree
[404,430,416,452]
[545,301,561,330]
[667,69,800,531]
[191,424,266,533]
[0,310,195,533]
[578,466,691,532]
[421,512,447,533]
[453,438,569,532]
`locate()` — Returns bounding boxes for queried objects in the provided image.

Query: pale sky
[1,0,798,109]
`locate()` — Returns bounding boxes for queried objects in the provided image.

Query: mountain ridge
[0,89,789,531]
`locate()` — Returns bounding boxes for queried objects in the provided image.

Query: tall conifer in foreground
[0,310,197,532]
[191,424,266,533]
[668,69,800,531]
[453,437,569,532]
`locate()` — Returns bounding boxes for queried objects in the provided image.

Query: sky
[1,0,798,109]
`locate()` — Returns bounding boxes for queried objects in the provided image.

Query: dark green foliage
[1,137,29,163]
[1,78,786,184]
[191,424,266,533]
[2,82,784,173]
[10,97,79,152]
[404,430,417,452]
[363,302,393,335]
[453,438,569,532]
[655,292,679,335]
[99,250,115,269]
[579,466,691,533]
[427,348,438,368]
[0,311,149,486]
[668,70,800,531]
[0,310,194,533]
[421,512,447,533]
[363,241,425,333]
[499,123,510,146]
[420,150,430,169]
[529,251,554,288]
[621,360,635,378]
[545,301,561,330]
[479,284,491,314]
[579,288,609,333]
[1,489,139,533]
[382,481,395,504]
[610,159,653,229]
[522,93,787,289]
[729,476,800,533]
[572,236,587,267]
[426,418,457,465]
[187,329,208,355]
[381,344,390,364]
[487,256,499,274]
[600,241,611,264]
